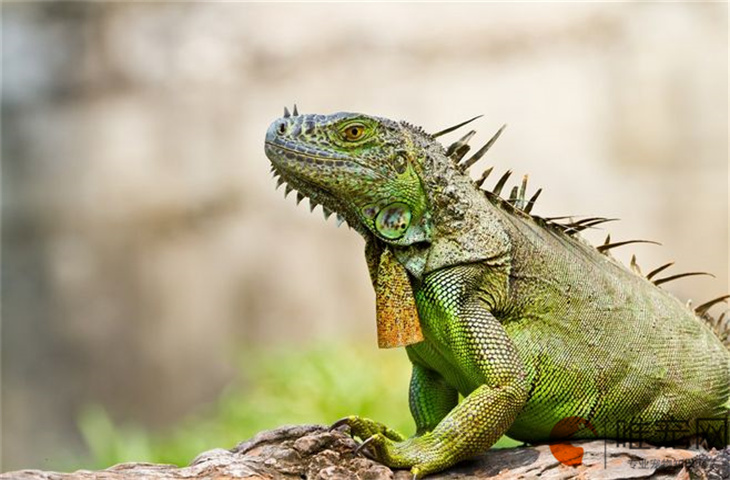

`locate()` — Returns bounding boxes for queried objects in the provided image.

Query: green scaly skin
[264,110,730,477]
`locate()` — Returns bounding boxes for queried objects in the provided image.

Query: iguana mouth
[265,141,349,164]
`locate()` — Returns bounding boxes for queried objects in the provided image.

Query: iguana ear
[366,202,431,247]
[374,247,424,348]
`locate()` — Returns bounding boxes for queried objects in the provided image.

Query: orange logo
[549,416,598,466]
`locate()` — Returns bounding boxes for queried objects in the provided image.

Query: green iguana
[264,107,730,477]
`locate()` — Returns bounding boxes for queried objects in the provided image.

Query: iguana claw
[329,417,353,432]
[354,434,377,456]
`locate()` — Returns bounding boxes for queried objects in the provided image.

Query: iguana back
[497,208,729,441]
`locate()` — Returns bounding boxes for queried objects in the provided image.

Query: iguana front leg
[339,272,530,477]
[408,363,459,436]
[361,380,527,477]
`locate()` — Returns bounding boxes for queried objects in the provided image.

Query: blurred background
[1,1,727,472]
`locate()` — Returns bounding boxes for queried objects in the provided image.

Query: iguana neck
[391,137,512,280]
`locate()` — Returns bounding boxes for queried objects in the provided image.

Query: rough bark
[2,425,728,480]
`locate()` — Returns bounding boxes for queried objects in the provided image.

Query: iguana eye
[375,203,412,240]
[342,124,366,141]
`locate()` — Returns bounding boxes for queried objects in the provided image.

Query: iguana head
[265,110,433,246]
[265,108,512,279]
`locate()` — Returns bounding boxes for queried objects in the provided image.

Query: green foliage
[77,342,519,469]
[77,406,154,468]
[78,343,412,468]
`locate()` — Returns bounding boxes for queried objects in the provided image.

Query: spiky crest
[647,262,674,280]
[652,271,713,286]
[459,124,507,172]
[697,307,730,348]
[431,115,729,335]
[432,115,483,138]
[400,121,433,140]
[446,130,477,162]
[597,239,660,253]
[630,255,642,275]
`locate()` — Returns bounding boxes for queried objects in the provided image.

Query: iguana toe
[330,415,407,442]
[354,433,452,476]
